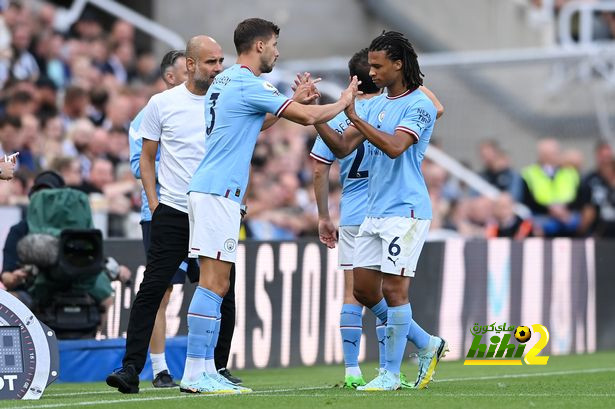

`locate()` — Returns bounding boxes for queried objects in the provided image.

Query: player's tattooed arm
[312,159,337,248]
[313,122,363,158]
[140,138,160,213]
[419,86,444,118]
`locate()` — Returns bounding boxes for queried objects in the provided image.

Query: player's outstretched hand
[318,218,337,249]
[291,72,309,91]
[292,72,321,105]
[340,76,360,108]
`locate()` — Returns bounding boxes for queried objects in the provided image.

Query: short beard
[193,78,210,93]
[259,57,274,74]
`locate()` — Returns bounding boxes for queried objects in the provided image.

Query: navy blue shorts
[141,220,199,284]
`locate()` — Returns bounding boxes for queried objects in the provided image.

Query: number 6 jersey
[359,88,437,220]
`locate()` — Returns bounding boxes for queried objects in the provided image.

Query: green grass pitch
[2,351,614,409]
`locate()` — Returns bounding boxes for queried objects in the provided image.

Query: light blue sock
[376,318,386,369]
[205,316,221,360]
[384,304,412,375]
[369,298,388,323]
[187,286,222,359]
[407,319,431,350]
[340,304,363,371]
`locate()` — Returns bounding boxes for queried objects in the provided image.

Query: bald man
[108,35,316,395]
[106,36,231,394]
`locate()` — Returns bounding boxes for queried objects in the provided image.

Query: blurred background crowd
[530,0,615,41]
[0,0,614,244]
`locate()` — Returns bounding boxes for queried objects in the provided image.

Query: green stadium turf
[1,351,614,409]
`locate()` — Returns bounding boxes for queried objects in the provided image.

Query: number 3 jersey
[310,98,372,227]
[359,88,437,220]
[188,64,292,203]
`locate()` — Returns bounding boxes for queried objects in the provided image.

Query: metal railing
[558,0,615,46]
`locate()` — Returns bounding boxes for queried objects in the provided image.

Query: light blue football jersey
[310,98,372,226]
[188,64,292,202]
[360,89,437,219]
[128,108,160,222]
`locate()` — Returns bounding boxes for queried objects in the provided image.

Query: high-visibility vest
[521,164,579,206]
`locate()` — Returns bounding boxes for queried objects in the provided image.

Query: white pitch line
[20,366,615,409]
[11,390,615,409]
[45,387,176,398]
[46,367,615,397]
[44,386,325,398]
[199,392,615,397]
[4,394,204,409]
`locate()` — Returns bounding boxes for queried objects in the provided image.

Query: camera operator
[2,171,131,314]
[1,170,60,305]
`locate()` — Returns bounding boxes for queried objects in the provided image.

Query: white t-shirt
[138,83,206,213]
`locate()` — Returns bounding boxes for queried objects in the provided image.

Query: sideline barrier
[55,238,612,381]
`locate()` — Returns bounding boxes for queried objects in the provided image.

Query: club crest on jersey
[224,239,237,253]
[262,81,280,96]
[378,111,385,123]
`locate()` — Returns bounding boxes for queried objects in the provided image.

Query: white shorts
[338,225,360,270]
[188,192,241,263]
[353,216,431,276]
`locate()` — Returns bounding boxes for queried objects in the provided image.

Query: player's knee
[203,280,229,298]
[381,281,408,305]
[218,280,230,297]
[353,286,373,306]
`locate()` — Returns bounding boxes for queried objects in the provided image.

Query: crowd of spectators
[0,1,163,236]
[427,138,615,239]
[0,1,614,243]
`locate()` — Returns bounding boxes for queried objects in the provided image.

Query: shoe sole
[342,378,366,389]
[342,383,366,389]
[179,386,240,395]
[106,375,139,394]
[152,383,179,388]
[416,339,449,390]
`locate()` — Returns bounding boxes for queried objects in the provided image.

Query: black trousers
[123,203,236,373]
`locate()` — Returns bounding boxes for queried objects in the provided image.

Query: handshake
[0,152,19,180]
[290,72,360,109]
